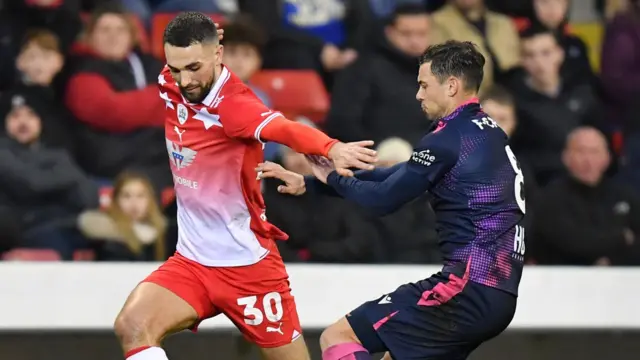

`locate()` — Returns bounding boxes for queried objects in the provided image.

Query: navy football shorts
[346,274,516,360]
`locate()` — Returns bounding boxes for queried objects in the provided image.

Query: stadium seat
[80,12,150,54]
[73,250,96,261]
[250,70,330,124]
[1,249,61,261]
[151,13,226,60]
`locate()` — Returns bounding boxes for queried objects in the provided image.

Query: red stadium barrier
[1,249,61,261]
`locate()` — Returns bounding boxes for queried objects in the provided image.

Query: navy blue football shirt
[316,100,525,295]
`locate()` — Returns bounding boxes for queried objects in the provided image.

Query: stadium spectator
[530,0,595,86]
[0,91,98,260]
[430,0,520,92]
[78,172,167,261]
[11,30,76,155]
[369,137,440,263]
[221,16,280,160]
[507,26,603,187]
[239,0,373,86]
[122,0,238,27]
[601,0,640,136]
[0,0,82,92]
[16,29,65,88]
[64,3,171,190]
[480,85,538,202]
[530,127,640,266]
[263,146,383,263]
[325,4,431,145]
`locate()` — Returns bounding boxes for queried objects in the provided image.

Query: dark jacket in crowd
[263,178,384,263]
[65,45,171,188]
[531,176,640,266]
[372,194,441,264]
[0,138,99,230]
[507,70,604,186]
[325,35,430,145]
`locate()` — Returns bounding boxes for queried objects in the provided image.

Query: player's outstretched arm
[258,117,378,176]
[256,161,339,197]
[309,138,457,215]
[353,162,405,182]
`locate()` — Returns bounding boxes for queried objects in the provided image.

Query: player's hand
[215,23,224,41]
[327,141,377,177]
[305,155,335,184]
[594,257,611,266]
[256,162,306,195]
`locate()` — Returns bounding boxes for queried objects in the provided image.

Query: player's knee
[320,318,357,351]
[114,307,152,346]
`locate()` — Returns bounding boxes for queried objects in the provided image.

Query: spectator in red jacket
[64,3,170,190]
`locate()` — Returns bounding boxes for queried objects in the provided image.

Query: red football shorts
[143,242,302,348]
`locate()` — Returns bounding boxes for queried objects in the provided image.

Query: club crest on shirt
[177,103,189,125]
[166,138,197,170]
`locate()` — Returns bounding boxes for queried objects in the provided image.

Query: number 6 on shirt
[237,292,284,325]
[505,145,526,214]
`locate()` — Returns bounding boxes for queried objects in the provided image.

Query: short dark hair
[519,24,561,45]
[387,3,428,25]
[419,40,485,92]
[222,16,267,53]
[480,85,514,107]
[164,11,218,47]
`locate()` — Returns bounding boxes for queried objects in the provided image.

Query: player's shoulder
[415,122,460,155]
[454,110,507,138]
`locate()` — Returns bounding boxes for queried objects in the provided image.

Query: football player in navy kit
[258,40,526,360]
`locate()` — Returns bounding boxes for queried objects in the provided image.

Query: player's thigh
[115,256,212,342]
[214,252,304,349]
[260,336,310,360]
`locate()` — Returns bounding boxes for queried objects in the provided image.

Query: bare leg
[320,317,372,359]
[114,282,199,357]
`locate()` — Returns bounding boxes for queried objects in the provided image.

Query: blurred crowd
[0,0,639,267]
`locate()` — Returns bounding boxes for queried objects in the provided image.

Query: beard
[179,76,215,104]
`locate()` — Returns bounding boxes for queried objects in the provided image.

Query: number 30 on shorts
[237,292,284,325]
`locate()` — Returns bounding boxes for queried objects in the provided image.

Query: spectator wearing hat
[0,92,98,260]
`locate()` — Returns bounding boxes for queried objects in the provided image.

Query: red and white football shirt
[159,65,288,266]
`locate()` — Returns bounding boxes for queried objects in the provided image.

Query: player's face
[117,180,150,221]
[165,42,222,103]
[5,105,41,145]
[481,100,517,137]
[521,34,564,84]
[416,62,451,120]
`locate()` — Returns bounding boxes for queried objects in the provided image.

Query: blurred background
[1,0,640,359]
